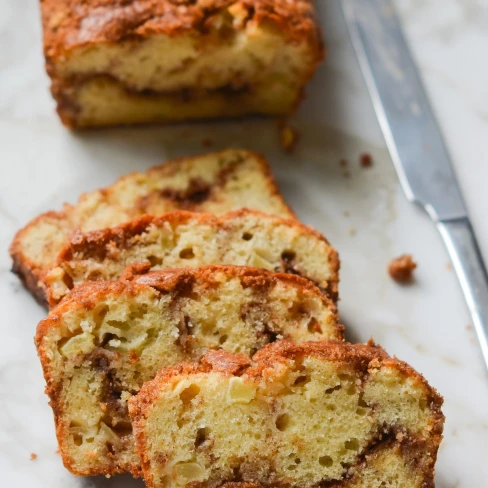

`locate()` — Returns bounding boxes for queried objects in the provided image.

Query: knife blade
[342,0,488,372]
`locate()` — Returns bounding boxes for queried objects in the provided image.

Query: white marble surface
[1,1,488,487]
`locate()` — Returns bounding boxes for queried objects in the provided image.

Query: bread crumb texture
[129,341,444,488]
[278,121,300,154]
[35,267,342,476]
[43,209,339,307]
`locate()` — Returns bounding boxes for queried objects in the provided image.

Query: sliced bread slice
[129,341,444,488]
[44,209,339,307]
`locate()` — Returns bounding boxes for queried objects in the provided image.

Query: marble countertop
[0,1,487,487]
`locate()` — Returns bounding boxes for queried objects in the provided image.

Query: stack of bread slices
[11,150,444,488]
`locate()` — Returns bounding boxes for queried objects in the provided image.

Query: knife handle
[438,218,488,371]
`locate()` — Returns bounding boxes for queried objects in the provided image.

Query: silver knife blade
[342,0,488,373]
[341,0,466,222]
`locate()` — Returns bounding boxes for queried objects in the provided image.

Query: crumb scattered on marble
[278,120,299,153]
[360,152,373,167]
[343,210,350,217]
[201,137,214,148]
[340,159,348,167]
[55,449,60,455]
[30,453,37,461]
[342,170,351,178]
[349,227,356,236]
[446,263,453,270]
[466,324,473,332]
[388,255,417,283]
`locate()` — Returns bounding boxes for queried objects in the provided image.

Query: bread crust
[10,150,295,305]
[130,340,443,420]
[45,209,339,307]
[41,0,323,67]
[10,214,56,307]
[130,341,444,488]
[36,266,342,344]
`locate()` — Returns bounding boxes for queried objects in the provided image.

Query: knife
[341,0,488,372]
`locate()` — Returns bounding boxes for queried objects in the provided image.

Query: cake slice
[35,266,342,476]
[43,209,339,307]
[129,341,444,488]
[40,0,324,128]
[10,150,294,305]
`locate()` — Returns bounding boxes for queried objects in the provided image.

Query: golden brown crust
[248,341,444,418]
[324,241,340,301]
[130,340,444,430]
[10,149,295,304]
[41,0,323,64]
[57,208,333,266]
[10,243,48,307]
[135,266,338,319]
[9,211,66,306]
[46,209,339,306]
[201,349,252,375]
[36,266,342,346]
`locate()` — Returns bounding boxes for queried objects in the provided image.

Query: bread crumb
[340,159,348,167]
[446,263,452,270]
[466,324,473,332]
[201,138,214,148]
[368,358,381,371]
[278,121,299,153]
[48,11,64,30]
[228,2,249,27]
[348,227,356,236]
[360,153,373,167]
[343,210,350,217]
[30,453,37,461]
[342,170,351,179]
[388,255,417,283]
[129,350,140,364]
